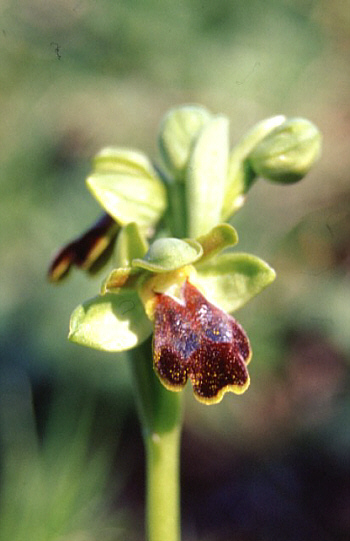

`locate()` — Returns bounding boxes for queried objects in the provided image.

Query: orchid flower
[68,222,275,403]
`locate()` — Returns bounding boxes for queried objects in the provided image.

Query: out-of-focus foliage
[0,373,125,541]
[1,1,349,540]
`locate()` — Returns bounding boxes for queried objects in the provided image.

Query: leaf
[186,115,229,237]
[69,291,152,352]
[158,104,212,178]
[87,148,167,230]
[195,253,276,313]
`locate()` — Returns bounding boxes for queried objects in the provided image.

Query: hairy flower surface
[153,279,251,404]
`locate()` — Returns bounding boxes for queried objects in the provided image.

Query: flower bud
[248,118,322,183]
[222,115,286,219]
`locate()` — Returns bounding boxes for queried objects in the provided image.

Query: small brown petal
[48,213,119,282]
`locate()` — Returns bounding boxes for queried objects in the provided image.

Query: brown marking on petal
[48,213,119,282]
[152,279,251,403]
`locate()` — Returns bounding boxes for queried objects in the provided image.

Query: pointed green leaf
[195,224,238,264]
[132,238,203,272]
[186,115,229,237]
[87,148,167,230]
[222,115,286,219]
[195,253,276,313]
[158,105,212,179]
[114,222,149,268]
[69,291,152,351]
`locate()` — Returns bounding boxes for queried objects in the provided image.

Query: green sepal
[114,222,149,268]
[248,118,322,183]
[186,115,229,237]
[68,291,152,351]
[93,147,156,176]
[195,252,276,313]
[195,224,238,264]
[86,148,167,230]
[132,238,203,273]
[222,115,286,219]
[158,104,212,179]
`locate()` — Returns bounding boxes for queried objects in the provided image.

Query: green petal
[69,291,152,351]
[195,224,238,264]
[158,104,212,179]
[87,148,167,230]
[195,253,276,313]
[222,115,286,219]
[186,115,229,237]
[132,237,203,272]
[114,222,149,268]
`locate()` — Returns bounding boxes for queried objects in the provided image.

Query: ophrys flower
[69,223,275,404]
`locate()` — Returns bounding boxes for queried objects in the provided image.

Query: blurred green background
[0,1,349,540]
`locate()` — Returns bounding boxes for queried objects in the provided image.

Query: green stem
[130,339,182,541]
[167,181,187,239]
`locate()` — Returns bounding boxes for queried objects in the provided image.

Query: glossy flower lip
[153,279,251,404]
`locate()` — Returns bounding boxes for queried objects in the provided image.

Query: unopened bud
[248,118,321,183]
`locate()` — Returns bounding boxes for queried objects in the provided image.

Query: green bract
[158,104,212,178]
[185,115,229,237]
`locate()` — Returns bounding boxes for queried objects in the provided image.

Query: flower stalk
[130,339,182,541]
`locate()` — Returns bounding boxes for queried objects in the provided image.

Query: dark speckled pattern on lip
[153,280,251,404]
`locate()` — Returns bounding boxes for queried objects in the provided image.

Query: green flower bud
[248,118,322,183]
[222,115,286,219]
